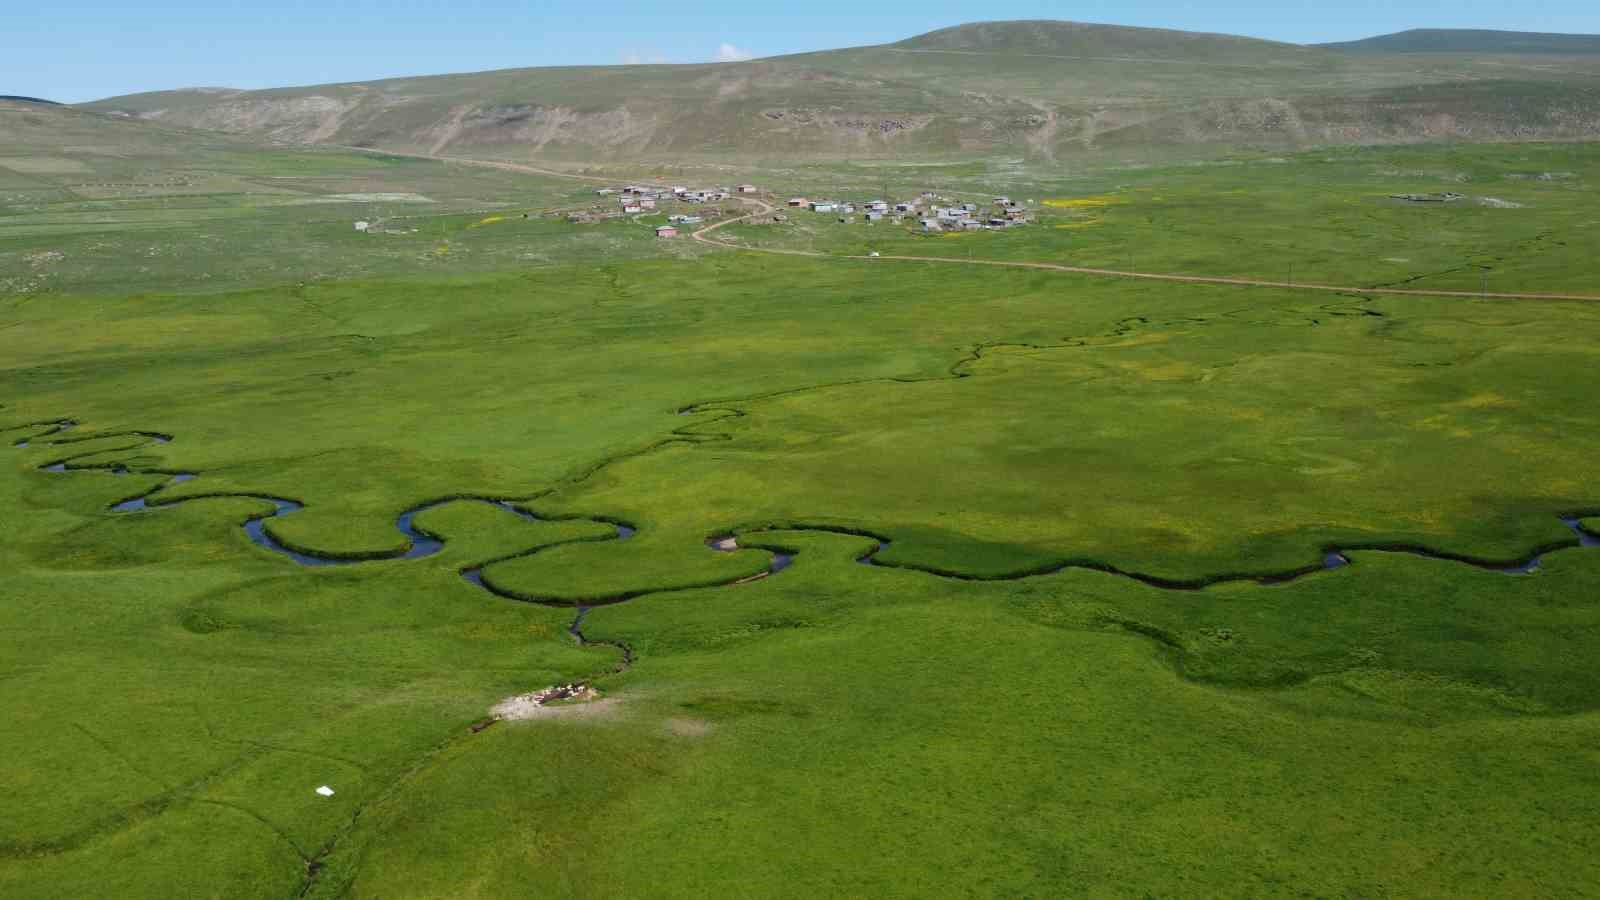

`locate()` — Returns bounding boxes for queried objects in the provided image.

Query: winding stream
[11,419,1600,614]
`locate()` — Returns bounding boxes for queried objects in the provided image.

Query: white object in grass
[315,785,335,797]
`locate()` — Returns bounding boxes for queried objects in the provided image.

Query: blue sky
[8,0,1599,103]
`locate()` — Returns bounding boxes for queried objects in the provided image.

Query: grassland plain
[4,140,1600,896]
[722,142,1600,296]
[1,100,711,296]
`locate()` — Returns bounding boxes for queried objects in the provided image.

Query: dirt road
[347,148,1600,302]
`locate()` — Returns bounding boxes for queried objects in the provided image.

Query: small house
[920,218,941,232]
[655,225,679,238]
[865,211,885,223]
[993,196,1011,205]
[895,202,915,214]
[787,197,809,208]
[868,201,889,212]
[353,221,370,232]
[811,201,837,213]
[639,198,657,209]
[622,203,642,214]
[737,184,758,194]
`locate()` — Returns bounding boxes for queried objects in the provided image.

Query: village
[572,181,1034,238]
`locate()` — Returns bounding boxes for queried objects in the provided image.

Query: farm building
[787,197,809,208]
[737,184,758,194]
[622,203,642,214]
[811,201,837,213]
[656,225,679,238]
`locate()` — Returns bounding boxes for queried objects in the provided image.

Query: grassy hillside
[1323,28,1600,54]
[0,100,635,295]
[894,18,1312,61]
[79,21,1600,164]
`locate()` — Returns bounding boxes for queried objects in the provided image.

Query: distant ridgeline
[73,21,1600,160]
[1319,28,1600,54]
[0,96,61,105]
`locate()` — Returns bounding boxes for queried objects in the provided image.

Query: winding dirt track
[693,196,1600,301]
[346,147,1600,302]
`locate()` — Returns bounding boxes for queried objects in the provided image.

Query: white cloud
[715,42,754,63]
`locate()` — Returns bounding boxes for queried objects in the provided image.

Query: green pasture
[725,142,1600,295]
[3,141,1600,896]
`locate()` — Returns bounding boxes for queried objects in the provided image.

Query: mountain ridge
[1320,28,1600,54]
[77,20,1600,162]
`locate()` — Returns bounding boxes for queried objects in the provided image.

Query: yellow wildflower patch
[1042,195,1126,209]
[1457,392,1516,409]
[467,215,506,229]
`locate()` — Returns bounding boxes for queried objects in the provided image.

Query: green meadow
[727,142,1600,296]
[4,138,1600,897]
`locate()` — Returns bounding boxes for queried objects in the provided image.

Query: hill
[80,20,1600,162]
[1321,28,1600,54]
[893,19,1311,61]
